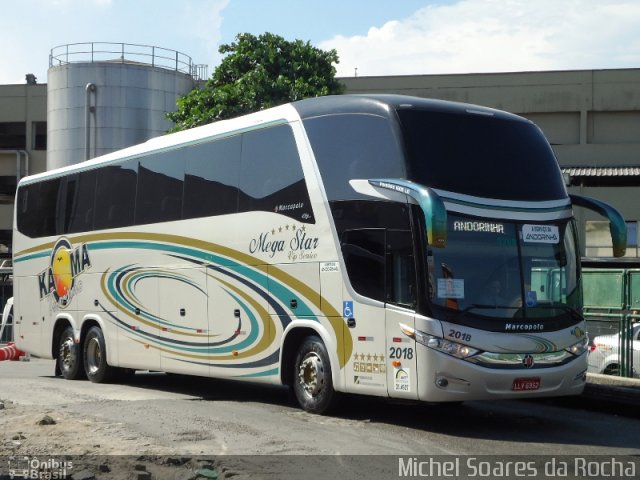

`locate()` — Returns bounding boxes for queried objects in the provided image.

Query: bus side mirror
[569,194,627,257]
[365,179,448,248]
[419,187,447,249]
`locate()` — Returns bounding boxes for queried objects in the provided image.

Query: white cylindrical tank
[47,43,201,170]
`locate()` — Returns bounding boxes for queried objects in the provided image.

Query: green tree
[167,32,344,131]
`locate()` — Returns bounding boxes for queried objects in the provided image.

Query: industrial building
[1,58,639,257]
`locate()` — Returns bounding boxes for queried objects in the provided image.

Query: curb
[584,373,640,408]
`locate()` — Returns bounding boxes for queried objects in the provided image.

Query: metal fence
[50,42,208,81]
[0,320,12,344]
[583,267,640,378]
[0,273,12,344]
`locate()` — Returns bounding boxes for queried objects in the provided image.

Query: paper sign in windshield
[437,278,465,299]
[522,224,559,244]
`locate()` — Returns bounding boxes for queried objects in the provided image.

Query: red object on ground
[0,342,25,361]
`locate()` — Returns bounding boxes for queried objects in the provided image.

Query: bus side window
[39,178,62,237]
[341,228,417,307]
[386,229,416,308]
[94,160,138,230]
[183,136,241,219]
[333,201,415,305]
[17,184,37,237]
[136,150,185,225]
[238,124,314,223]
[341,228,385,302]
[302,114,405,202]
[64,170,97,234]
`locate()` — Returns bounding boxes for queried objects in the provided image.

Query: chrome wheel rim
[298,351,325,397]
[60,336,76,371]
[86,337,102,375]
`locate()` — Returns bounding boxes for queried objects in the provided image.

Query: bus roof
[18,94,531,187]
[292,94,529,124]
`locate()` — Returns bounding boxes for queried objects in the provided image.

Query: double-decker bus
[12,95,626,413]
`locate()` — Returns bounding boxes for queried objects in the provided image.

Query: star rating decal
[270,224,301,235]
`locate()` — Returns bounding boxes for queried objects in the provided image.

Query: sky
[2,0,640,84]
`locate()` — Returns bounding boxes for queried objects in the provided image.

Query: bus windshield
[397,108,567,202]
[428,214,581,330]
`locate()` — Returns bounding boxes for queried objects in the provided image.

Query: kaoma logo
[38,238,91,307]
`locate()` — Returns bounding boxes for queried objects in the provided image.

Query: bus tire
[292,336,338,414]
[83,326,115,383]
[57,325,85,380]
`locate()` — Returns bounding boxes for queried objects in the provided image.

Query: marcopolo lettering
[505,323,544,332]
[275,202,304,212]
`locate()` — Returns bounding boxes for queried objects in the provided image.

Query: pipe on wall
[17,150,29,180]
[0,149,29,183]
[85,83,96,161]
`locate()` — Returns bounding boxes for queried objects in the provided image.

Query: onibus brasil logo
[38,238,91,308]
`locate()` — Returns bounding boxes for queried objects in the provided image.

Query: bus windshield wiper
[467,303,518,310]
[451,303,518,322]
[529,304,582,320]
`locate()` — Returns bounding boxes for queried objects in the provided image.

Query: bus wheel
[83,326,114,383]
[57,325,85,380]
[293,336,337,414]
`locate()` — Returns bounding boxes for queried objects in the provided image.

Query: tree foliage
[167,32,344,131]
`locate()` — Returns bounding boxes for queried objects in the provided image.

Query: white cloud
[184,0,230,71]
[321,0,640,77]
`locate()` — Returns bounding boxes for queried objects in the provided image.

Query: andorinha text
[453,221,505,234]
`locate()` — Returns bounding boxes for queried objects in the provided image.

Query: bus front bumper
[416,348,587,403]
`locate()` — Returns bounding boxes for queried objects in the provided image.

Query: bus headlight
[565,337,588,356]
[399,323,479,360]
[426,337,479,359]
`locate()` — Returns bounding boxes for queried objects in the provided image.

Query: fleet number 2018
[389,347,414,359]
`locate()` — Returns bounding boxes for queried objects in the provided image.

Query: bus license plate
[512,377,540,391]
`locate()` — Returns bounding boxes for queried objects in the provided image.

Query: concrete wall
[0,83,47,247]
[0,83,47,176]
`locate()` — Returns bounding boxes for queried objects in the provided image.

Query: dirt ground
[1,400,160,455]
[0,397,248,479]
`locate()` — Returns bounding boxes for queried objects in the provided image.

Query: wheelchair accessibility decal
[343,300,354,319]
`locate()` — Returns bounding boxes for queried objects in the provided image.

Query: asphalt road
[1,358,639,478]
